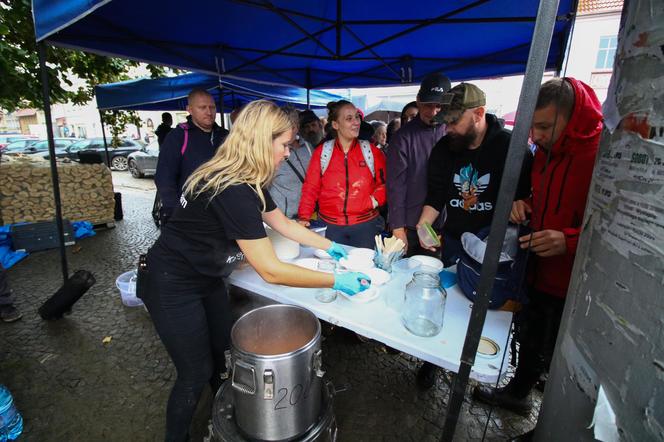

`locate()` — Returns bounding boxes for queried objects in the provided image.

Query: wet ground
[0,171,540,441]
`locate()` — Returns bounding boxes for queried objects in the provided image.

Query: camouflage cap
[433,83,486,125]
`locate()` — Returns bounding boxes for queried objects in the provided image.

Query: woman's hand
[326,242,347,261]
[333,272,371,295]
[297,219,310,227]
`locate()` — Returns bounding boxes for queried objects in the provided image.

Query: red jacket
[528,78,603,298]
[298,139,386,225]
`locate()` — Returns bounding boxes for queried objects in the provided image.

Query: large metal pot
[229,304,324,441]
[212,381,338,442]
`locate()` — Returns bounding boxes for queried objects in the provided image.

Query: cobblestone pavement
[1,172,540,441]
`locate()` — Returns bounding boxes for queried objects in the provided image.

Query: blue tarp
[95,73,344,111]
[32,0,576,89]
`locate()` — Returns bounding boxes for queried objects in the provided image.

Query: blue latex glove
[333,271,371,296]
[326,242,348,261]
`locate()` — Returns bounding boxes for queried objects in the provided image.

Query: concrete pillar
[535,0,664,439]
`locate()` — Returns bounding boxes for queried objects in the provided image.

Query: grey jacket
[269,140,312,218]
[386,116,446,229]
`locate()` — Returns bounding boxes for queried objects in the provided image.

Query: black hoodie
[425,113,532,239]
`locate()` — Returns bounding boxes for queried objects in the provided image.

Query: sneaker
[1,305,23,323]
[416,362,437,390]
[472,384,532,415]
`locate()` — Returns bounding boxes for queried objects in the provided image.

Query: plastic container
[115,270,144,307]
[0,385,23,441]
[410,255,444,272]
[417,222,441,248]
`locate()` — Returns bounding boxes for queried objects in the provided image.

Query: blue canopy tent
[31,1,578,438]
[95,73,344,111]
[33,0,575,89]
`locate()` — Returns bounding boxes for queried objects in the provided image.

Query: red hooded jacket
[298,138,386,225]
[528,78,603,298]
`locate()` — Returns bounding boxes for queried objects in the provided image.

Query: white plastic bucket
[115,270,144,307]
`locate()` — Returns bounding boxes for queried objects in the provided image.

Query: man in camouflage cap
[414,83,532,389]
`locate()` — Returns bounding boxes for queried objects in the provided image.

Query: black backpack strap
[284,158,305,183]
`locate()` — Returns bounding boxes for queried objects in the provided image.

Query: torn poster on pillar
[595,132,664,188]
[561,333,598,401]
[589,132,664,259]
[600,192,664,259]
[588,385,620,442]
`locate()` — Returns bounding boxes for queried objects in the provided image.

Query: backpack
[152,123,191,228]
[456,225,530,310]
[320,139,375,178]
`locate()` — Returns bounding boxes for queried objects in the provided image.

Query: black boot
[472,382,532,415]
[416,362,438,390]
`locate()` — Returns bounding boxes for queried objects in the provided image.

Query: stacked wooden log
[0,156,115,225]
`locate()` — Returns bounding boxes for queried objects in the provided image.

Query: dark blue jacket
[155,116,228,214]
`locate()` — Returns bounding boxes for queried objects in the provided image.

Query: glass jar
[401,271,446,337]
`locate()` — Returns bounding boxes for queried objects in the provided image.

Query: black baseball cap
[299,110,320,126]
[417,72,452,103]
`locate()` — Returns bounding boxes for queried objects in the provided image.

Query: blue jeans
[141,261,230,442]
[324,216,385,249]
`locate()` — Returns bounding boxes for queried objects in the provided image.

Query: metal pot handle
[313,349,325,378]
[231,359,256,395]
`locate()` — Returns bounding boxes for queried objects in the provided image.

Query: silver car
[127,140,159,178]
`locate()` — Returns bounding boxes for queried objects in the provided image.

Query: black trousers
[141,260,231,442]
[0,266,15,306]
[510,288,566,397]
[324,216,384,249]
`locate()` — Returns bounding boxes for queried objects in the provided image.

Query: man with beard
[414,83,532,389]
[299,110,325,148]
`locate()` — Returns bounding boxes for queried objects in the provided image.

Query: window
[595,35,617,70]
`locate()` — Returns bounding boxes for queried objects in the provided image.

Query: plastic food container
[410,255,444,272]
[115,270,144,307]
[417,223,441,248]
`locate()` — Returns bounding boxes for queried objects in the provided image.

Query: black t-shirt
[425,114,532,239]
[149,183,276,278]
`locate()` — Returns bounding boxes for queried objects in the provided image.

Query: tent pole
[219,87,225,129]
[439,0,560,440]
[37,42,69,283]
[99,111,111,167]
[306,68,312,109]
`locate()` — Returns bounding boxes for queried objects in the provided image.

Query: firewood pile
[0,156,115,225]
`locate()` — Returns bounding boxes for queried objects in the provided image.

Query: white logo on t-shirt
[452,164,491,212]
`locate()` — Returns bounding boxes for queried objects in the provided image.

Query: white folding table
[227,247,513,384]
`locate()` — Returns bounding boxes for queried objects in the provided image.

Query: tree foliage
[0,0,172,139]
[101,110,142,147]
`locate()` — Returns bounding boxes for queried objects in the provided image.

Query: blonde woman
[140,100,369,442]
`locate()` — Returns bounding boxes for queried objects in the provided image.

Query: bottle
[0,385,23,441]
[401,271,446,337]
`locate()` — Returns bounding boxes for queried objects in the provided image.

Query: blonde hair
[183,100,293,209]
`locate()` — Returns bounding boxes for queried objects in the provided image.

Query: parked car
[127,140,159,178]
[67,138,144,171]
[2,138,76,155]
[0,135,38,150]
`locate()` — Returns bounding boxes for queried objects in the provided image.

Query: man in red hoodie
[473,77,603,414]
